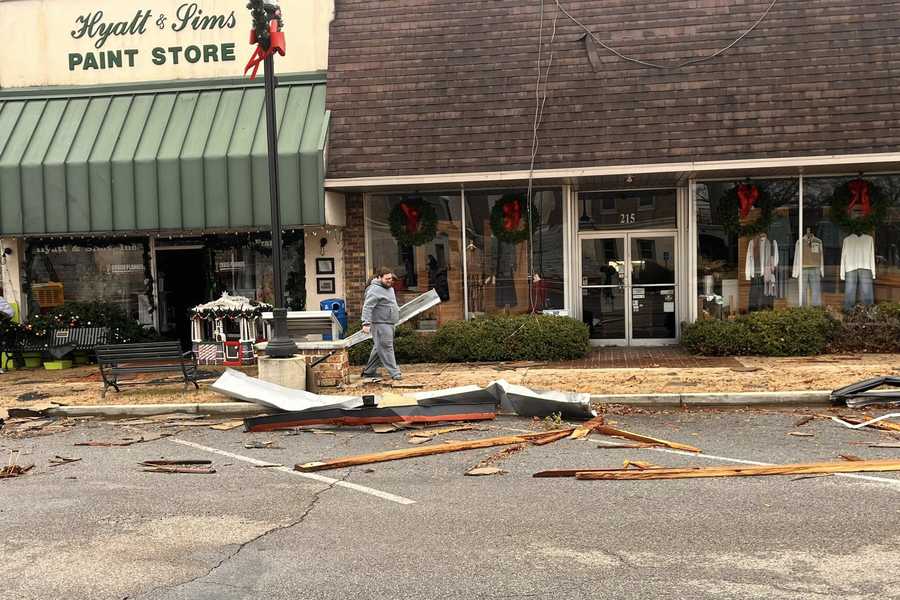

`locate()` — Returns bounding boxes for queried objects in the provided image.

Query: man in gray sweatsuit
[361,268,401,380]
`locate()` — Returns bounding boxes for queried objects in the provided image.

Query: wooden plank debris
[407,424,481,444]
[139,459,215,474]
[591,425,701,453]
[371,424,399,433]
[141,459,212,466]
[1,451,33,479]
[74,432,172,447]
[572,459,900,481]
[531,430,575,446]
[160,420,224,428]
[788,432,815,437]
[568,416,605,440]
[791,474,834,482]
[838,454,864,462]
[623,460,659,470]
[793,415,816,427]
[48,455,81,467]
[465,466,506,476]
[244,440,284,450]
[142,465,216,474]
[0,463,33,478]
[209,420,245,431]
[296,428,575,472]
[867,442,900,448]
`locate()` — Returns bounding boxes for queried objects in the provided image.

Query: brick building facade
[325,1,900,346]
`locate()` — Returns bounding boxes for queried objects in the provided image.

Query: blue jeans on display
[843,268,874,311]
[801,268,822,306]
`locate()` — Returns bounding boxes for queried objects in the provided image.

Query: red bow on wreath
[737,184,759,219]
[244,19,286,80]
[847,179,872,216]
[502,199,522,231]
[399,202,420,233]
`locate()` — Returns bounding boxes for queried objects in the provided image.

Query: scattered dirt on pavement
[2,353,899,408]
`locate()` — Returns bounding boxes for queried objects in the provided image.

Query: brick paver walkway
[550,346,743,369]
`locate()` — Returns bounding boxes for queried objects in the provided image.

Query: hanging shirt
[839,234,876,280]
[792,236,824,278]
[745,237,779,279]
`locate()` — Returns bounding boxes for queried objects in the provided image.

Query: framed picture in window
[316,277,336,294]
[316,258,335,275]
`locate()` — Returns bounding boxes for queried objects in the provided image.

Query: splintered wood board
[572,459,900,481]
[592,425,701,453]
[296,428,575,472]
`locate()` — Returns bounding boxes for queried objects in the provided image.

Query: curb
[46,402,267,418]
[41,391,835,418]
[592,390,832,407]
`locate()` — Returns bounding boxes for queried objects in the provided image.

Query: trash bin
[320,298,347,340]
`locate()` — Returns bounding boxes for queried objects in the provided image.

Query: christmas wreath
[490,193,538,244]
[829,178,889,235]
[718,183,774,238]
[389,197,437,246]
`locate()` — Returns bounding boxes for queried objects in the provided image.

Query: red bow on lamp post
[847,179,872,216]
[244,19,286,80]
[399,202,420,233]
[737,184,759,219]
[502,198,522,231]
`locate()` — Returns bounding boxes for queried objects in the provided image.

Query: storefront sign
[109,264,145,275]
[0,0,332,88]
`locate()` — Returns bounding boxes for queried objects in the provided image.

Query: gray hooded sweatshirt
[361,278,400,325]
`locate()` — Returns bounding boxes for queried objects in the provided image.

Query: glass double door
[579,232,677,345]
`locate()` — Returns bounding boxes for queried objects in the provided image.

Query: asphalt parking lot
[3,408,900,600]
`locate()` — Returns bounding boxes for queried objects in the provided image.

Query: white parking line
[170,438,416,505]
[499,425,900,489]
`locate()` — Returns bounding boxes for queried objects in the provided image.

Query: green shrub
[831,302,900,353]
[348,314,590,365]
[435,314,590,362]
[680,317,754,356]
[681,307,838,356]
[742,307,838,356]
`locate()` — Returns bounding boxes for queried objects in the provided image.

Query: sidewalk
[3,349,899,409]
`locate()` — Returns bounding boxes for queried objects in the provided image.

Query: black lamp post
[246,0,295,358]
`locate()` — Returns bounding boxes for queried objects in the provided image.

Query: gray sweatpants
[363,323,400,378]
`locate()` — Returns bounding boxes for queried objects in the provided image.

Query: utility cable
[526,0,559,315]
[559,0,780,70]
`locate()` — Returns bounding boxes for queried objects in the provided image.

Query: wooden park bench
[261,310,344,342]
[96,341,199,397]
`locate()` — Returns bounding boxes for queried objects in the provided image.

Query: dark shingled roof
[325,0,900,179]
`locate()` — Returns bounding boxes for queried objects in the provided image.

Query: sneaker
[391,374,403,381]
[360,371,377,378]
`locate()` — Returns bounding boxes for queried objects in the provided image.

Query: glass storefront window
[578,189,677,231]
[27,241,150,323]
[696,179,799,318]
[803,175,900,309]
[210,236,305,310]
[367,192,464,325]
[464,189,564,316]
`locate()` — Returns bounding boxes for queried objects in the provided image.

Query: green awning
[0,77,328,236]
